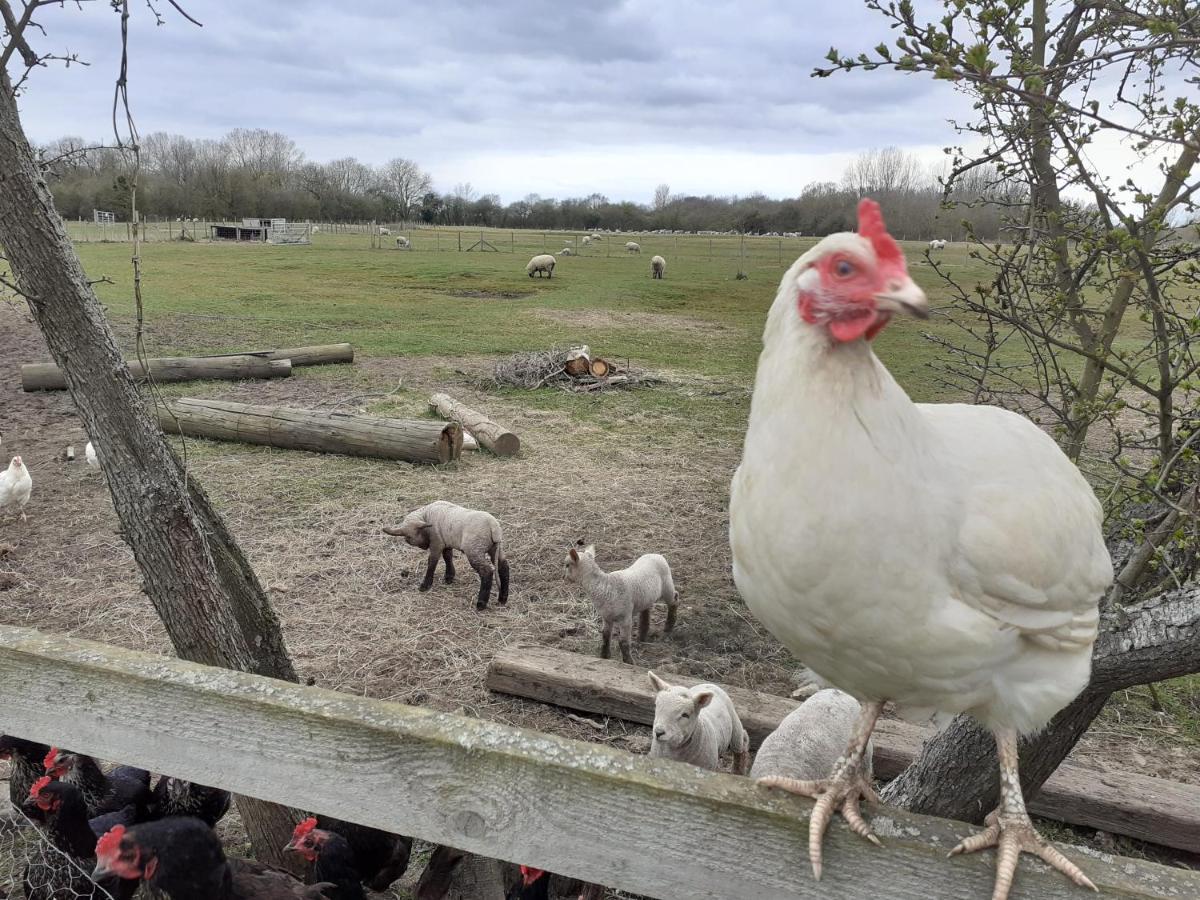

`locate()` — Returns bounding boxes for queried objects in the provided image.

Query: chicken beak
[92,859,114,881]
[875,276,929,319]
[283,839,298,853]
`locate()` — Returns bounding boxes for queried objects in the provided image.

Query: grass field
[1,227,1195,891]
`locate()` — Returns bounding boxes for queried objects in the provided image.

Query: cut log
[564,347,591,378]
[157,398,462,464]
[485,645,1200,854]
[429,393,521,457]
[588,358,611,379]
[198,343,354,367]
[22,355,291,392]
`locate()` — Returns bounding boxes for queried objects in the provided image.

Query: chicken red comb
[96,824,126,859]
[292,817,318,841]
[520,865,545,886]
[29,775,51,800]
[43,747,59,770]
[857,198,905,271]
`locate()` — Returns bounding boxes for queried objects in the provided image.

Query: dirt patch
[533,307,735,337]
[450,289,535,300]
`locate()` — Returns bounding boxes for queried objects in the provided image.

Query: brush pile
[491,345,658,392]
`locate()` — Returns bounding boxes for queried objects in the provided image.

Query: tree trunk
[158,398,463,463]
[881,587,1200,822]
[429,392,520,456]
[0,68,301,870]
[22,355,291,391]
[589,358,611,378]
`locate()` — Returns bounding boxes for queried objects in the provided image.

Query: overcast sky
[18,1,980,203]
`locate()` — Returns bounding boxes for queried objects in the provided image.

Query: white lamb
[379,226,391,235]
[650,255,665,279]
[526,254,556,278]
[582,236,592,246]
[750,689,873,787]
[396,235,411,249]
[648,671,750,774]
[565,543,678,664]
[559,247,574,256]
[311,226,320,233]
[928,238,946,250]
[625,241,641,253]
[383,500,510,610]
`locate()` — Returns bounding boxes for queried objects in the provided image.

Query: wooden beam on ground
[22,355,291,391]
[197,343,355,367]
[485,645,1200,855]
[429,392,521,456]
[157,398,462,464]
[0,626,1194,900]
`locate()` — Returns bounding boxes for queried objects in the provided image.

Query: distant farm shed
[209,217,311,245]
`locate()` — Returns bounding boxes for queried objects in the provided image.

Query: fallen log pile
[491,346,658,392]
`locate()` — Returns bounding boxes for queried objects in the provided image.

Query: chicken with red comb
[0,734,49,809]
[284,817,364,900]
[730,198,1110,899]
[43,747,151,819]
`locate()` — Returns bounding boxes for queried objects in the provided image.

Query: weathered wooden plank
[156,398,462,463]
[197,343,355,367]
[485,645,1200,854]
[0,627,1194,899]
[21,355,292,391]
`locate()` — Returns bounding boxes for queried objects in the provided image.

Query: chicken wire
[0,805,120,900]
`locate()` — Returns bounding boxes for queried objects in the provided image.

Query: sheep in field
[750,688,872,785]
[526,254,556,277]
[379,226,391,235]
[650,255,665,279]
[625,241,641,253]
[383,501,510,610]
[929,238,946,250]
[396,235,411,249]
[560,247,574,256]
[582,236,592,245]
[648,671,751,775]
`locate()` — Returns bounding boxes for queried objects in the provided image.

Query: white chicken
[0,456,33,521]
[730,199,1112,900]
[85,441,100,470]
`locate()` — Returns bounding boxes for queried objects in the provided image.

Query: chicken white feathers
[85,441,100,469]
[0,456,33,520]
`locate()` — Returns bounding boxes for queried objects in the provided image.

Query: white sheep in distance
[650,255,665,279]
[625,241,641,253]
[648,671,751,774]
[526,253,556,278]
[383,500,510,610]
[750,688,873,786]
[379,226,391,235]
[582,236,592,245]
[565,543,678,664]
[560,247,574,256]
[928,238,946,250]
[311,225,320,233]
[395,235,411,249]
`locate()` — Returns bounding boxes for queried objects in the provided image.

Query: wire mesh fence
[0,804,120,900]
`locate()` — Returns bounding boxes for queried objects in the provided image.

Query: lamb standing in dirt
[648,671,750,774]
[750,688,873,785]
[564,543,678,664]
[383,501,510,610]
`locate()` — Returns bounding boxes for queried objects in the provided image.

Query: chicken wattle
[729,199,1112,900]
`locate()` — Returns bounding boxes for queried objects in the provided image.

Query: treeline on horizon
[39,128,1023,239]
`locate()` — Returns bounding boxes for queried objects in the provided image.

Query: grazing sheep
[625,241,641,253]
[311,225,319,233]
[565,543,678,664]
[526,253,556,278]
[650,255,665,279]
[396,235,411,249]
[582,236,592,246]
[750,688,872,785]
[928,238,946,250]
[383,500,510,610]
[648,671,751,774]
[560,247,574,256]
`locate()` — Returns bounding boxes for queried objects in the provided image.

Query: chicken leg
[949,727,1095,900]
[757,699,883,880]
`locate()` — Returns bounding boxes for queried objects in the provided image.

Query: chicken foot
[758,699,883,880]
[949,727,1096,900]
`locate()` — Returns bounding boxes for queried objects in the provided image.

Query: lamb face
[649,672,712,751]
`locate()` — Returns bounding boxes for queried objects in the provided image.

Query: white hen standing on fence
[729,199,1112,900]
[0,456,33,521]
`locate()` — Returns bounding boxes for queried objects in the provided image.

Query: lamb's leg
[637,609,650,642]
[442,548,456,584]
[419,549,440,592]
[665,590,679,633]
[732,730,751,776]
[617,616,634,664]
[600,622,613,659]
[494,548,510,605]
[468,552,494,610]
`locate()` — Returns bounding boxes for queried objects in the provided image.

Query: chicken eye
[835,259,855,278]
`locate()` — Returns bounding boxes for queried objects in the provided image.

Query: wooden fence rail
[0,627,1195,900]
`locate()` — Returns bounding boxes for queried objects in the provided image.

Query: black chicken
[507,866,551,900]
[284,818,365,900]
[20,777,138,900]
[0,734,48,810]
[94,816,335,900]
[43,748,151,819]
[149,777,232,828]
[311,815,412,891]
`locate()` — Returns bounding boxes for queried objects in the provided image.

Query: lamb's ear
[583,544,596,558]
[693,691,714,710]
[648,671,669,693]
[569,548,579,562]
